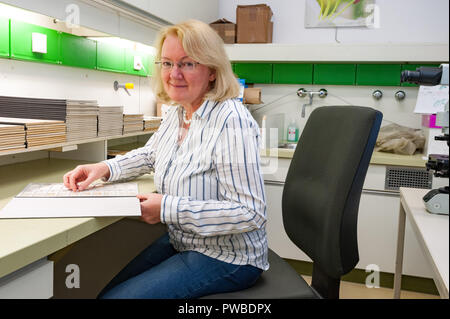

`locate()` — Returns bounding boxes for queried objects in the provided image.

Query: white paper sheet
[17,182,138,198]
[0,182,142,219]
[0,197,141,219]
[414,85,449,114]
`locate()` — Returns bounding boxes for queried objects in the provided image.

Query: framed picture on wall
[305,0,376,28]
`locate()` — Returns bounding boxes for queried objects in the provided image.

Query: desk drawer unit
[0,258,53,299]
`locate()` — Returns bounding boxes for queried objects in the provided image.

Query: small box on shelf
[210,18,236,44]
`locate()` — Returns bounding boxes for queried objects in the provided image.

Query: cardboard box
[236,4,273,43]
[210,18,236,44]
[243,88,262,104]
[156,102,170,119]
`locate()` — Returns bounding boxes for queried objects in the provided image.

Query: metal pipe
[297,88,328,118]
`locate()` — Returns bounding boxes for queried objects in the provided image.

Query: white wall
[123,0,219,24]
[219,0,448,137]
[219,0,449,44]
[0,58,156,115]
[0,0,160,46]
[249,84,423,144]
[0,3,157,117]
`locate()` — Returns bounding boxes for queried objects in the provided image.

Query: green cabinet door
[234,63,273,84]
[10,20,60,64]
[60,32,96,69]
[313,64,356,85]
[147,53,155,77]
[273,63,313,84]
[0,17,9,58]
[125,49,151,76]
[97,41,126,73]
[356,64,402,86]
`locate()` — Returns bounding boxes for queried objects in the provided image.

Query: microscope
[401,64,449,215]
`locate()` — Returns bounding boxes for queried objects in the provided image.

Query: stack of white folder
[143,116,162,132]
[65,100,99,141]
[98,106,124,137]
[123,114,144,134]
[0,117,66,148]
[0,121,26,152]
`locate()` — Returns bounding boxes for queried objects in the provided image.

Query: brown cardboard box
[236,4,273,43]
[210,18,236,44]
[243,88,262,104]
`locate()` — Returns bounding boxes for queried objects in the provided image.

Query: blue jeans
[98,233,262,299]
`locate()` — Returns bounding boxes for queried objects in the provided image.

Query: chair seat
[202,249,319,299]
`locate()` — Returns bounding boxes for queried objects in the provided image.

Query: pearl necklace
[182,108,192,125]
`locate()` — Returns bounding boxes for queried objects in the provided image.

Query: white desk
[394,187,449,298]
[0,158,155,298]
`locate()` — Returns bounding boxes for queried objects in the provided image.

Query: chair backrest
[282,106,382,297]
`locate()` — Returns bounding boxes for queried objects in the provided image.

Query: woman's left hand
[137,193,163,224]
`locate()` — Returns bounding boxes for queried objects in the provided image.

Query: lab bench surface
[261,148,427,168]
[0,158,155,278]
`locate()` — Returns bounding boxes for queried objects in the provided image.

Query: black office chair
[203,105,383,299]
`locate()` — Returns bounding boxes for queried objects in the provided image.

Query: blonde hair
[152,19,239,104]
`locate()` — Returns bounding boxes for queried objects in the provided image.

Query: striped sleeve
[103,107,178,182]
[103,126,161,182]
[160,113,266,237]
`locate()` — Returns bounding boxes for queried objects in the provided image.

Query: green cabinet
[9,19,442,86]
[356,64,402,86]
[147,53,155,77]
[60,33,96,69]
[97,41,126,73]
[313,64,356,85]
[273,63,313,84]
[234,63,273,84]
[0,17,9,58]
[10,20,60,64]
[125,49,153,76]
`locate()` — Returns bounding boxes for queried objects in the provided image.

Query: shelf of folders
[0,95,162,156]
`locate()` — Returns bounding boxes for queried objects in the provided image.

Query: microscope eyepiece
[400,67,443,86]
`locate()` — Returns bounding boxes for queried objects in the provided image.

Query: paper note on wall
[414,85,449,114]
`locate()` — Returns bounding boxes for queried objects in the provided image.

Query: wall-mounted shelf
[225,43,449,63]
[0,130,155,157]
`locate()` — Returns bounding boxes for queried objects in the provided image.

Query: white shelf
[225,43,449,62]
[0,130,155,157]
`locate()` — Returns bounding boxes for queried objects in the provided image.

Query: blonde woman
[64,20,268,298]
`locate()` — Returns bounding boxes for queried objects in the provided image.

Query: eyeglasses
[155,59,200,72]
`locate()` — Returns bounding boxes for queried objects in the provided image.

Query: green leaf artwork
[306,0,375,28]
[316,0,363,21]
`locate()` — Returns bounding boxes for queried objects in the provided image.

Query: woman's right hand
[63,162,110,192]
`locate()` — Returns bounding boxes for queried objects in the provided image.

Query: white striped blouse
[104,99,269,270]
